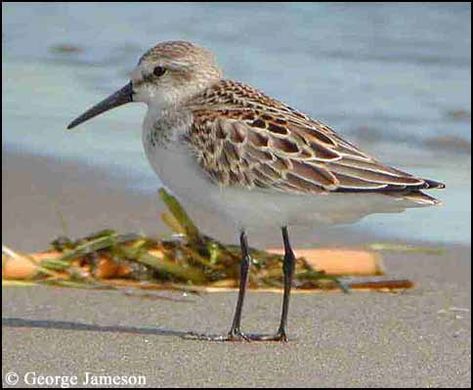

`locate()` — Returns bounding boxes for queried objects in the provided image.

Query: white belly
[143,134,425,241]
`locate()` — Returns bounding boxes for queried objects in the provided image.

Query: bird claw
[226,329,252,342]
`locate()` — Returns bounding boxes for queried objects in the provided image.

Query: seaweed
[3,189,343,291]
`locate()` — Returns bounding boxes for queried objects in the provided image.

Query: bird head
[67,41,222,129]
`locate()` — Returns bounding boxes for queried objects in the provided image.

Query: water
[2,3,471,244]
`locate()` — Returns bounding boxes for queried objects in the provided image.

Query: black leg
[184,228,295,342]
[226,230,251,340]
[184,230,252,342]
[276,226,296,340]
[250,225,295,342]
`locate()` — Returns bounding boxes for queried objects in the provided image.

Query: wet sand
[2,151,168,252]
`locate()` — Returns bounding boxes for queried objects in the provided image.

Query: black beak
[67,82,134,130]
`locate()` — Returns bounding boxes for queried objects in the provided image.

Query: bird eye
[153,66,167,77]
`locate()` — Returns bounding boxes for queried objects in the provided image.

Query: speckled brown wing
[185,80,444,197]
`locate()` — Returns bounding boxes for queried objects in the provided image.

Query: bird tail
[384,177,445,206]
[422,178,446,190]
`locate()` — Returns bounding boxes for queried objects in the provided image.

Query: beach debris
[2,189,412,293]
[437,307,470,316]
[425,135,471,155]
[367,242,444,255]
[50,43,83,54]
[448,307,470,313]
[267,248,384,276]
[446,109,471,122]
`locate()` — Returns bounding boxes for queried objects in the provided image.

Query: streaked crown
[132,41,223,107]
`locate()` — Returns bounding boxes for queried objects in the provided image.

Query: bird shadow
[2,317,192,338]
[2,317,288,343]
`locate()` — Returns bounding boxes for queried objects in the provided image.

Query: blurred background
[2,2,471,249]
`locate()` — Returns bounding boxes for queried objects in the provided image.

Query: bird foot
[183,330,288,342]
[183,329,250,342]
[248,331,288,342]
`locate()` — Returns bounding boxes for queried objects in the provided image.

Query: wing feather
[185,80,444,199]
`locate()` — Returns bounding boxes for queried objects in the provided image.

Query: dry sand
[2,246,471,387]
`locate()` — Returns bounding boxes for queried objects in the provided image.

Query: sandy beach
[3,246,471,387]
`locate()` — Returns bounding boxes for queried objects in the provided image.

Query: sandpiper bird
[68,41,444,342]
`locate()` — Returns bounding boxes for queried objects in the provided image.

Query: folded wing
[185,80,445,205]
